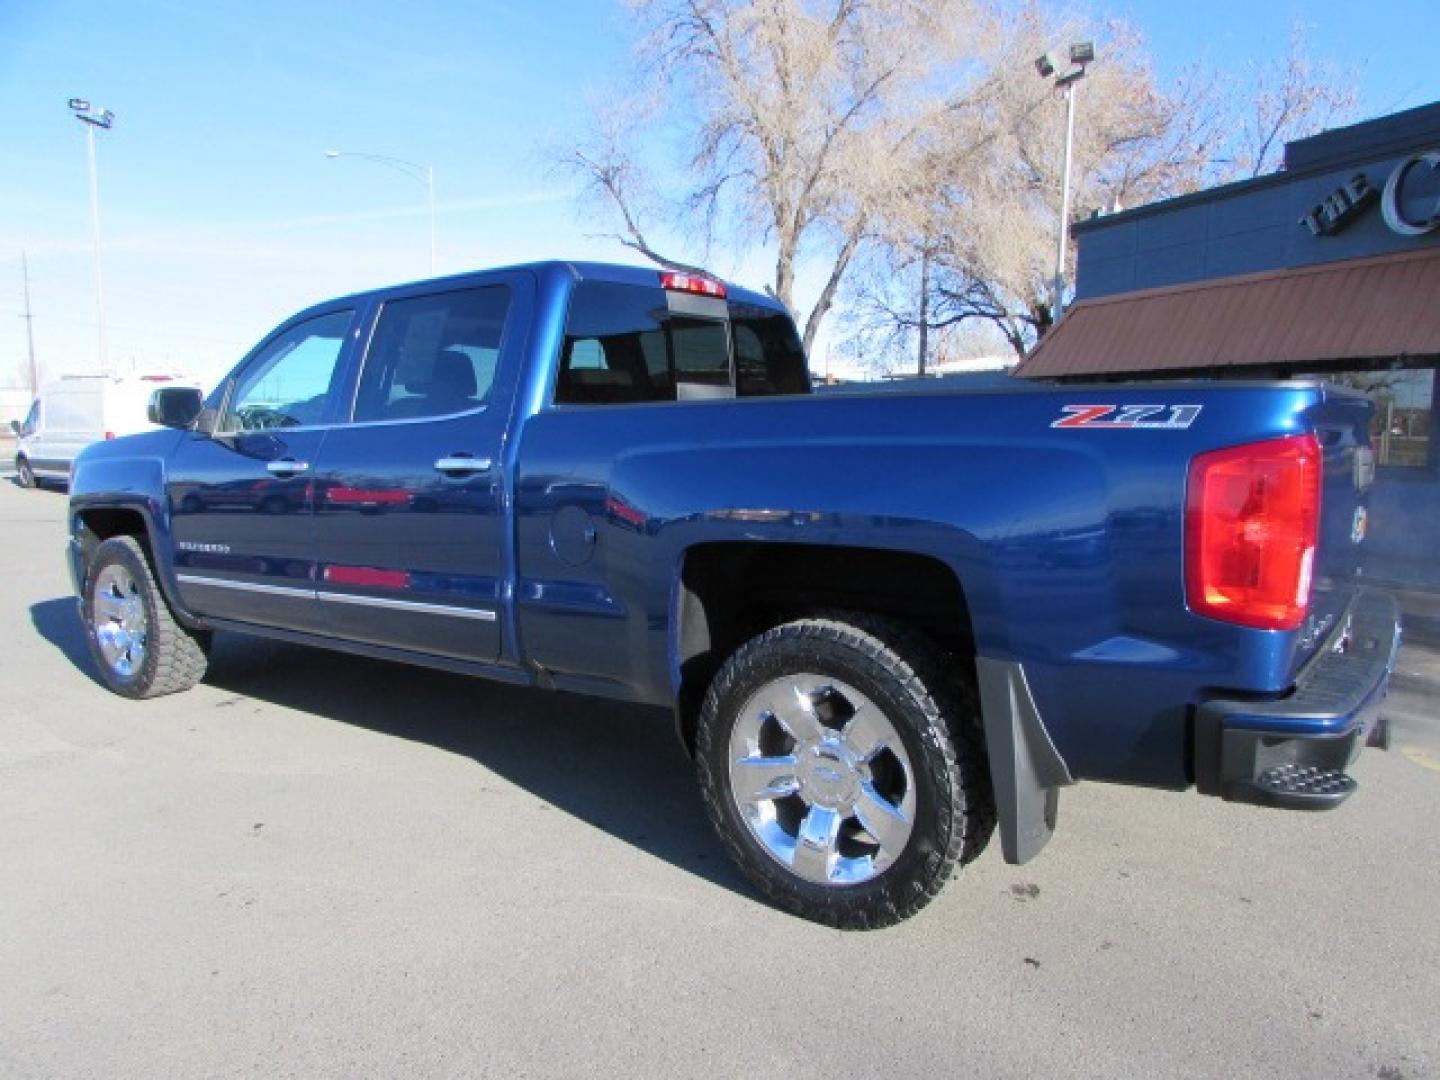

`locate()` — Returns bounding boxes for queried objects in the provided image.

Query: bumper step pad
[1247,764,1357,809]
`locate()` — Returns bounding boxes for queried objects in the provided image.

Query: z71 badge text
[1051,404,1203,430]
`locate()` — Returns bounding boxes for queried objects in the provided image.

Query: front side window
[22,399,39,434]
[224,310,353,432]
[352,286,511,423]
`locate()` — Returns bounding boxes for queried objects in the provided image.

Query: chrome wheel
[91,563,149,680]
[728,673,916,886]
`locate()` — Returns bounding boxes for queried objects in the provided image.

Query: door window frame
[326,272,531,430]
[344,283,516,427]
[212,304,364,436]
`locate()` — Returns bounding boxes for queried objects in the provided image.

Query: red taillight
[1185,433,1321,631]
[104,430,116,440]
[660,270,727,299]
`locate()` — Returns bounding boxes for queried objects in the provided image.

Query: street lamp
[324,150,436,275]
[69,98,115,371]
[1034,41,1095,323]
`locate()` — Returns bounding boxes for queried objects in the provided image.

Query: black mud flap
[975,658,1075,864]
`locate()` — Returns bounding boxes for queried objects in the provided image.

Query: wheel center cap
[799,741,859,809]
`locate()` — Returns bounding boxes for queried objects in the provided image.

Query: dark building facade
[1018,102,1440,591]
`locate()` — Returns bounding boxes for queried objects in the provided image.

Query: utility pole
[20,251,39,396]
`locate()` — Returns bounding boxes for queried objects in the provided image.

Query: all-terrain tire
[696,614,995,929]
[82,535,210,699]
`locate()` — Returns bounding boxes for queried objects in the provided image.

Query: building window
[1365,369,1433,470]
[1314,368,1435,470]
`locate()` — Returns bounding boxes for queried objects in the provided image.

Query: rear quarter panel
[514,382,1327,786]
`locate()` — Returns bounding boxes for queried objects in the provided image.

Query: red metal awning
[1015,246,1440,379]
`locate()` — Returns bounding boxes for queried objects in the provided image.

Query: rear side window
[353,286,511,423]
[556,282,809,405]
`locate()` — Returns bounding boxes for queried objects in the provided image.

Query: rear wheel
[83,535,209,698]
[15,456,34,488]
[697,615,994,929]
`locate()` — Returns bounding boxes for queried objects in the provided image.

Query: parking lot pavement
[1,476,1436,1080]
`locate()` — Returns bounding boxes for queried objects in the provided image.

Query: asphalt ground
[1,476,1437,1079]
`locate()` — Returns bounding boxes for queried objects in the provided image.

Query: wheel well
[674,542,975,754]
[75,508,151,565]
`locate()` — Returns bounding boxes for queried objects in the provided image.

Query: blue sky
[1,0,1436,390]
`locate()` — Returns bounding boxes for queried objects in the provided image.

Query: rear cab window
[556,278,809,405]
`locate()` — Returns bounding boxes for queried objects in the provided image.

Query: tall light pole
[69,98,115,372]
[324,150,436,275]
[1034,42,1094,324]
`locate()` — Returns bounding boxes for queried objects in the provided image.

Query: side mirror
[148,387,205,431]
[8,419,19,436]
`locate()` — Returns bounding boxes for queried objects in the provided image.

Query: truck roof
[316,259,782,315]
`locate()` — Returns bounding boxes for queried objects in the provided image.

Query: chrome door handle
[266,459,310,475]
[434,456,492,474]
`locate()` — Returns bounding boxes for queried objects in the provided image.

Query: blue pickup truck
[67,261,1399,928]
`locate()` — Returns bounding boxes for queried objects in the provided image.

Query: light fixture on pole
[324,150,436,275]
[69,98,115,372]
[1034,41,1094,323]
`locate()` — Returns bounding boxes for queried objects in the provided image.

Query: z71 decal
[1051,404,1203,430]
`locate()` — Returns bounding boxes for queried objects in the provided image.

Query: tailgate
[1299,388,1377,668]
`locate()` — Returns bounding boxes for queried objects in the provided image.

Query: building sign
[1300,150,1440,238]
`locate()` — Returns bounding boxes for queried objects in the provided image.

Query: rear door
[167,307,358,634]
[307,275,528,661]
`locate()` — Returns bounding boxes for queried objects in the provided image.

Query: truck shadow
[29,598,753,900]
[31,597,103,686]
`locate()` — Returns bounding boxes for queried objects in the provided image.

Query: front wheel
[83,535,210,698]
[15,456,35,488]
[696,616,994,929]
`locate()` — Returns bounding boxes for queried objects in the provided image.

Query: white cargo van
[10,374,201,488]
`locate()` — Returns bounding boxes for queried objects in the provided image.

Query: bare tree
[1224,20,1357,179]
[847,15,1213,361]
[563,99,708,272]
[564,0,1019,353]
[566,3,1357,368]
[849,14,1356,363]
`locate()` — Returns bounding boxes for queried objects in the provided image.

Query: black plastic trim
[1194,589,1399,811]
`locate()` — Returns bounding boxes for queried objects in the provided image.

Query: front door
[167,307,357,634]
[309,282,517,661]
